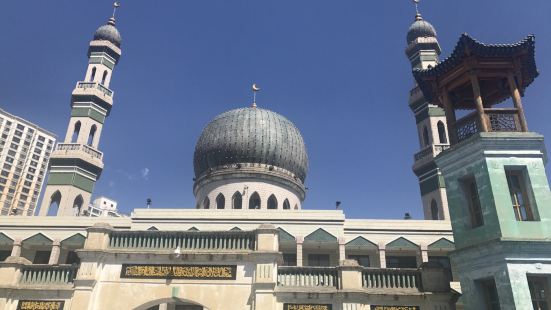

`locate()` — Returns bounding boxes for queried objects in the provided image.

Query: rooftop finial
[112,1,121,20]
[251,84,261,108]
[413,0,422,20]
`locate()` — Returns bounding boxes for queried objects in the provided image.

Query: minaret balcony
[455,108,522,143]
[52,143,104,169]
[414,143,450,163]
[72,81,114,105]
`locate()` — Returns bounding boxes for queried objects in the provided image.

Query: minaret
[416,32,551,308]
[405,9,450,220]
[39,6,122,216]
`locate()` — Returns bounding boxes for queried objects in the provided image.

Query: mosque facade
[0,4,550,310]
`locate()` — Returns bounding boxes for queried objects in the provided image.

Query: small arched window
[90,67,96,82]
[431,199,439,220]
[232,192,242,209]
[73,195,84,216]
[101,71,108,85]
[216,193,225,209]
[203,197,210,209]
[72,121,81,143]
[267,194,278,209]
[437,121,447,144]
[46,191,62,216]
[87,125,97,146]
[249,192,261,209]
[283,199,290,210]
[422,126,430,146]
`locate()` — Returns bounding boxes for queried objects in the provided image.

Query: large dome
[194,107,309,182]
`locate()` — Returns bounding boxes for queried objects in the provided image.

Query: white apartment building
[83,196,125,217]
[0,108,55,216]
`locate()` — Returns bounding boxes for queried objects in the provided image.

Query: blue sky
[1,1,550,218]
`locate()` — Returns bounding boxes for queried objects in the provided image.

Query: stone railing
[414,144,450,161]
[56,143,103,160]
[108,230,256,251]
[19,264,78,286]
[76,81,113,97]
[362,268,422,290]
[277,266,339,288]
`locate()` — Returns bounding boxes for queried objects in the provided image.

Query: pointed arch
[22,233,52,246]
[249,192,261,209]
[73,195,84,216]
[422,125,430,146]
[147,226,159,231]
[304,228,337,244]
[283,199,290,210]
[216,193,225,209]
[267,194,278,209]
[386,237,419,251]
[437,121,447,144]
[428,238,455,251]
[61,234,86,248]
[87,124,97,146]
[202,197,210,209]
[232,191,242,209]
[431,199,439,220]
[46,190,62,216]
[230,227,242,231]
[71,121,81,143]
[346,236,378,251]
[188,227,199,231]
[101,71,108,85]
[90,67,97,82]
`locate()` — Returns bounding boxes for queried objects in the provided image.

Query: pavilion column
[441,90,458,144]
[338,237,346,263]
[48,240,61,265]
[296,236,304,267]
[469,73,489,132]
[507,73,528,131]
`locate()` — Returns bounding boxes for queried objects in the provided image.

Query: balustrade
[277,266,339,288]
[76,81,113,97]
[56,143,103,160]
[414,144,450,161]
[362,268,422,290]
[19,264,78,286]
[108,230,256,251]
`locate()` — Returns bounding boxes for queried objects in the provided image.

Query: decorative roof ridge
[413,33,536,76]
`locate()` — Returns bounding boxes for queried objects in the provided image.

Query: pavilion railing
[362,268,422,290]
[277,266,339,288]
[76,81,113,97]
[454,108,522,143]
[108,230,256,251]
[414,144,450,161]
[56,143,103,160]
[19,264,78,286]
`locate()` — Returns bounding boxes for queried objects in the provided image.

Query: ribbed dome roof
[407,14,437,44]
[194,107,309,182]
[93,18,121,47]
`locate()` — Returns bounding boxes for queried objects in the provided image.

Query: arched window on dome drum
[90,67,96,82]
[73,195,84,216]
[71,121,81,143]
[267,194,278,210]
[232,192,242,209]
[216,193,225,209]
[431,199,439,220]
[46,191,62,216]
[101,71,108,85]
[249,192,261,209]
[422,125,430,146]
[437,121,447,144]
[283,199,290,210]
[203,197,210,209]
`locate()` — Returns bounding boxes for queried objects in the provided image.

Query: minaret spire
[112,2,121,20]
[413,0,420,15]
[251,84,260,108]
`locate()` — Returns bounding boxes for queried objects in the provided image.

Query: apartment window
[5,157,13,163]
[461,176,484,228]
[506,169,536,221]
[528,276,550,310]
[3,163,11,170]
[14,130,22,137]
[348,255,370,267]
[22,188,29,194]
[30,161,37,167]
[16,124,24,130]
[38,136,45,142]
[12,137,20,143]
[7,150,16,156]
[0,178,6,184]
[1,171,9,177]
[25,174,33,181]
[32,154,39,160]
[36,142,44,148]
[308,254,330,267]
[23,141,30,147]
[28,167,36,173]
[480,278,500,310]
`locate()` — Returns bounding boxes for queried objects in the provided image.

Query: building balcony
[455,108,522,143]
